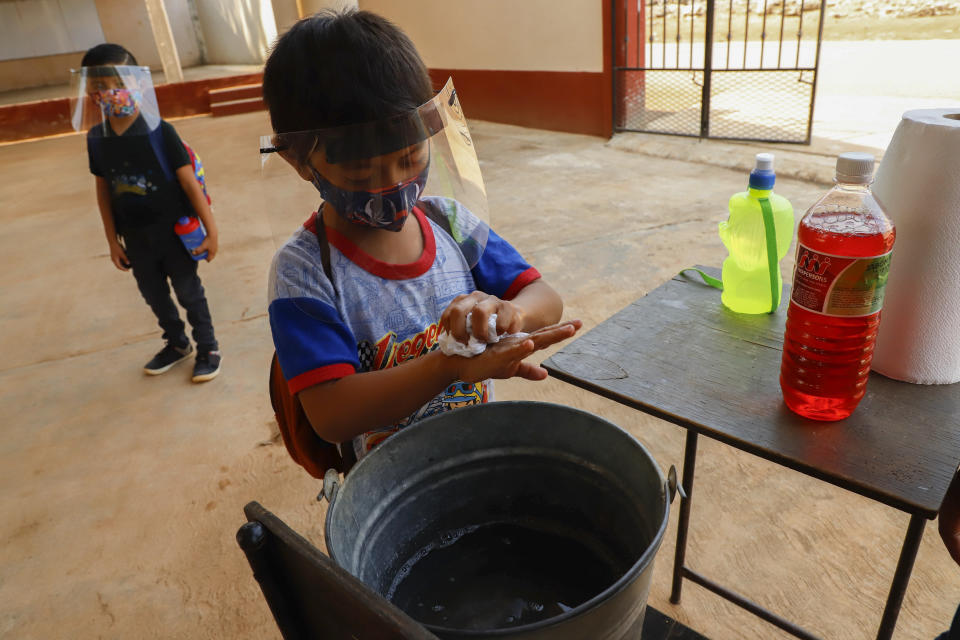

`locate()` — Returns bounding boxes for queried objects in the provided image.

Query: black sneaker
[144,342,193,375]
[192,350,222,383]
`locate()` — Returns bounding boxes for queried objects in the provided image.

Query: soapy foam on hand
[438,313,530,357]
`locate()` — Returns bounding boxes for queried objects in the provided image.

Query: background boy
[263,9,580,463]
[81,44,222,382]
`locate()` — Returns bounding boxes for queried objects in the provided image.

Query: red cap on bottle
[175,216,200,235]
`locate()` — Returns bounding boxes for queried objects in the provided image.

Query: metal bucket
[323,401,676,640]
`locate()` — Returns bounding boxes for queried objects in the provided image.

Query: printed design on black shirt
[111,173,159,197]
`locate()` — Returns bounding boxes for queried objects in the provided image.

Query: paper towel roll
[871,108,960,384]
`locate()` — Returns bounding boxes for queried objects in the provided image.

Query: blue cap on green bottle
[749,152,775,190]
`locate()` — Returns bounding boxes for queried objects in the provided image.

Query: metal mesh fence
[706,70,813,142]
[617,69,813,142]
[617,0,823,143]
[617,70,704,136]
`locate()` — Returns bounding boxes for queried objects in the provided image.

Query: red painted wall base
[429,68,612,139]
[0,73,263,143]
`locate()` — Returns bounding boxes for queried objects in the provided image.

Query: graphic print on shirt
[268,199,540,462]
[112,172,158,196]
[361,322,444,370]
[108,160,162,198]
[355,321,489,455]
[357,379,488,455]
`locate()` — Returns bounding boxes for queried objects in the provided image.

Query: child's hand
[193,233,219,262]
[451,320,582,383]
[109,241,130,271]
[441,291,525,344]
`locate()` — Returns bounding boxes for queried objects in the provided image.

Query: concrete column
[144,0,184,83]
[272,0,303,34]
[302,0,357,17]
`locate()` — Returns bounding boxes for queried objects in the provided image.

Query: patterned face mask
[310,163,429,233]
[94,88,141,117]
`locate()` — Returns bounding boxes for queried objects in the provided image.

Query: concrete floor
[2,108,958,639]
[5,35,960,637]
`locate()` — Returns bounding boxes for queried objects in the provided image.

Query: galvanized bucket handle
[667,465,687,503]
[320,467,340,505]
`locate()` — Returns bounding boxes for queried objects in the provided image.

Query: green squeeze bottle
[718,153,794,314]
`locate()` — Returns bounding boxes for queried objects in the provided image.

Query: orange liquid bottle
[780,153,896,421]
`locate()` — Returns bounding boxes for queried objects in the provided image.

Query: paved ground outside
[1,38,959,640]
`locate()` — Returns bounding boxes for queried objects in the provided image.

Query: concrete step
[210,96,265,117]
[608,131,885,187]
[208,83,262,103]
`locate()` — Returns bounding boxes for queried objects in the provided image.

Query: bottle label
[790,244,892,317]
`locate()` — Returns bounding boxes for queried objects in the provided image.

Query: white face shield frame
[260,78,490,269]
[70,65,161,134]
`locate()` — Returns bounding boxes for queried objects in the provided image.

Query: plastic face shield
[70,65,161,134]
[259,78,490,269]
[263,80,496,457]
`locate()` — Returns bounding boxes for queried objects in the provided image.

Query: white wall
[0,0,602,93]
[358,0,603,72]
[165,0,204,67]
[300,0,357,19]
[271,0,358,36]
[0,0,104,61]
[93,0,203,68]
[196,0,277,64]
[0,0,204,92]
[271,0,302,35]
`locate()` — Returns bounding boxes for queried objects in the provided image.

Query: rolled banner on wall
[871,109,960,384]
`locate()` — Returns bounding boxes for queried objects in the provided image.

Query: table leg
[875,514,926,640]
[670,430,699,604]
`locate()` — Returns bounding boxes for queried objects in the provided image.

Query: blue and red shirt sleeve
[470,227,541,301]
[268,236,360,394]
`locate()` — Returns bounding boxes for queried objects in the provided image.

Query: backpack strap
[417,198,454,238]
[313,201,453,287]
[315,205,335,283]
[147,126,176,183]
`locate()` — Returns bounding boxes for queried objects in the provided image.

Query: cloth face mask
[94,88,141,117]
[310,164,429,232]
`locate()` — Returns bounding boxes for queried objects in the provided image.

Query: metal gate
[614,0,826,143]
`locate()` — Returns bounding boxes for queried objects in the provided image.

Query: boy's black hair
[81,43,138,67]
[263,9,433,135]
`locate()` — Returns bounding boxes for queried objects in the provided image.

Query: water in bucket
[387,522,621,631]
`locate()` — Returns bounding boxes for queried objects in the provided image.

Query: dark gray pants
[937,604,960,640]
[123,224,218,353]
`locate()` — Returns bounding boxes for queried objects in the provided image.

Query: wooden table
[543,266,960,640]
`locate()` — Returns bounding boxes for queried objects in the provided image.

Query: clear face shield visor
[259,78,490,269]
[70,64,161,134]
[263,80,514,463]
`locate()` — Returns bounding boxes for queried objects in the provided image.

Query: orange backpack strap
[269,353,352,478]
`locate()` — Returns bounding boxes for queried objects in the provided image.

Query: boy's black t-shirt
[87,116,193,234]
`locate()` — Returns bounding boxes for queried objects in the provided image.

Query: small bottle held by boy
[72,44,222,382]
[262,9,581,470]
